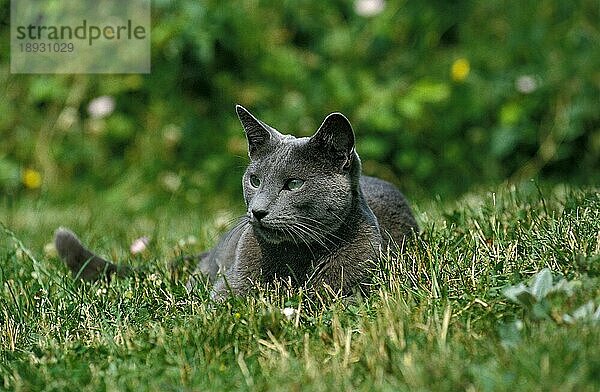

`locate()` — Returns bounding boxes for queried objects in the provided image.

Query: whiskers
[221,215,250,243]
[266,215,348,256]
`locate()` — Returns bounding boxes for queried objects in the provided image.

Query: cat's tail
[54,228,132,281]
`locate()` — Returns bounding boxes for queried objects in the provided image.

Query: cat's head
[236,105,361,245]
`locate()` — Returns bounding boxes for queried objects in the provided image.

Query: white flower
[87,96,115,119]
[96,287,107,296]
[15,248,25,261]
[163,124,182,146]
[160,172,182,192]
[178,235,198,247]
[282,307,296,320]
[44,242,57,258]
[514,319,523,330]
[354,0,385,17]
[130,236,149,254]
[516,75,537,94]
[148,273,163,287]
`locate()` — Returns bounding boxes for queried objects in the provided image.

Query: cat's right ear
[236,105,273,159]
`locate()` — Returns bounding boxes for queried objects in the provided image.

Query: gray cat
[55,105,418,299]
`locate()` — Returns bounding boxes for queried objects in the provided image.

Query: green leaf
[549,279,577,296]
[397,97,423,119]
[498,320,523,349]
[502,283,534,306]
[0,158,20,189]
[531,302,550,320]
[410,80,450,103]
[572,301,598,321]
[530,268,553,300]
[499,102,523,126]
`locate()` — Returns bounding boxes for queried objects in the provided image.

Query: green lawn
[1,185,599,391]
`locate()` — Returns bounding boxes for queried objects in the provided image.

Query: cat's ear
[310,112,355,171]
[236,105,274,159]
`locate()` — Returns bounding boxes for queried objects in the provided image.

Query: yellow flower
[22,169,42,189]
[451,58,470,82]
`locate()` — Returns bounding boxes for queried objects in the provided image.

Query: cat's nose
[252,209,268,222]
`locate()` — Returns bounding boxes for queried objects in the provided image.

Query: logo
[11,0,151,74]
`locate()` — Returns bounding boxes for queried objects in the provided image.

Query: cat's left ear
[310,112,355,171]
[236,105,276,159]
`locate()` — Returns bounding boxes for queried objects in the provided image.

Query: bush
[1,0,598,209]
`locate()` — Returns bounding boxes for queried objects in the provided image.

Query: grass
[1,184,599,391]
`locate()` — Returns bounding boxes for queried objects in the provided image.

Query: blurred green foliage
[1,0,598,212]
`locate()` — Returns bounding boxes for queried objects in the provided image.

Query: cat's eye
[284,178,304,191]
[249,174,260,188]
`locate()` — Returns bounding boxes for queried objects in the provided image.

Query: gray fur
[54,227,130,281]
[54,105,418,300]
